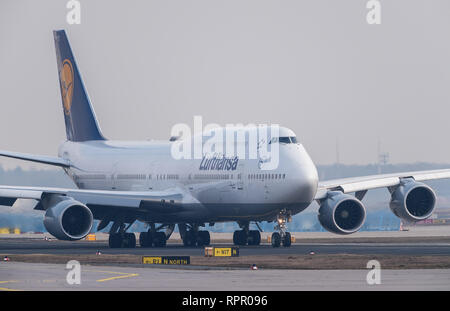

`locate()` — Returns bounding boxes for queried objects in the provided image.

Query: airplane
[1,29,450,249]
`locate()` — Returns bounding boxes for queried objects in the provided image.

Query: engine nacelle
[318,191,366,235]
[389,179,436,222]
[43,197,93,241]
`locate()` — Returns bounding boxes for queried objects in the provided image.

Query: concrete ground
[0,227,448,291]
[0,261,449,291]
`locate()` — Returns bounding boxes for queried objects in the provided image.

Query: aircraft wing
[315,168,450,200]
[0,185,200,220]
[0,150,70,168]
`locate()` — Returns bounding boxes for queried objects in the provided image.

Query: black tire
[183,231,197,247]
[159,232,167,247]
[147,232,154,247]
[282,232,291,247]
[240,230,248,245]
[247,230,261,246]
[271,232,281,248]
[197,231,210,246]
[108,233,122,248]
[123,233,136,248]
[139,232,147,247]
[233,231,239,245]
[182,233,190,247]
[233,230,247,246]
[139,232,153,247]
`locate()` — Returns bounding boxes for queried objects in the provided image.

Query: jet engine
[43,197,93,240]
[389,179,436,222]
[318,191,366,234]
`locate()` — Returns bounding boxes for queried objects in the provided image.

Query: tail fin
[53,30,105,142]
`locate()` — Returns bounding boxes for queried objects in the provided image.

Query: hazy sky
[1,0,450,170]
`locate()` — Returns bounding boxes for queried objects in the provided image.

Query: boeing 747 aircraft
[1,30,450,248]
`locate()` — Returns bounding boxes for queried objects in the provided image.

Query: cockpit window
[270,136,298,144]
[278,137,291,144]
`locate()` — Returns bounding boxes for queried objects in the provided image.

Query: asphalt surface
[1,237,450,291]
[1,262,449,291]
[1,238,450,256]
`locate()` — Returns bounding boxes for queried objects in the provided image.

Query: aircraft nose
[290,145,319,203]
[297,161,318,202]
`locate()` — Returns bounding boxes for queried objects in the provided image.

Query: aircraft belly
[139,202,310,223]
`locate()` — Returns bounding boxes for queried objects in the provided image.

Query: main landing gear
[233,222,262,246]
[271,210,292,248]
[109,232,136,248]
[139,224,175,248]
[107,221,175,248]
[179,224,211,247]
[108,221,138,248]
[107,222,211,248]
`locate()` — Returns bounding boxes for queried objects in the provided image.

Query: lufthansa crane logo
[60,59,74,115]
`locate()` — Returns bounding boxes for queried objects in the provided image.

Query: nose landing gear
[271,210,292,248]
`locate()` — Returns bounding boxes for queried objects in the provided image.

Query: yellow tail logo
[60,59,74,115]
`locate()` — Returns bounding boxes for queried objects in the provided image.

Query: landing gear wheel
[271,232,281,248]
[247,230,261,246]
[108,233,122,248]
[122,233,136,248]
[139,232,147,247]
[232,231,239,245]
[139,232,153,247]
[184,231,198,247]
[153,232,167,247]
[233,230,248,246]
[282,232,291,247]
[197,231,210,246]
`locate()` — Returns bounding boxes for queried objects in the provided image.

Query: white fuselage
[58,127,319,223]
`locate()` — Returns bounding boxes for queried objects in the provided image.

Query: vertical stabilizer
[54,30,105,142]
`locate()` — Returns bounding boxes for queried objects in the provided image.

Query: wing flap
[0,188,44,200]
[0,150,70,168]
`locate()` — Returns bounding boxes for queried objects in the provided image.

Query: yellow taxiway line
[84,269,139,283]
[0,281,20,291]
[0,270,140,289]
[0,287,21,291]
[96,273,139,282]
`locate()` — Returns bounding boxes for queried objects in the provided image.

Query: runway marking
[96,273,139,282]
[0,287,21,291]
[0,280,18,284]
[0,281,20,291]
[85,269,139,283]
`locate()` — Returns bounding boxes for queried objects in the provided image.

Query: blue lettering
[199,155,239,171]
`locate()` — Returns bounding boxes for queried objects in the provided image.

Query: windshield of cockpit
[269,136,298,144]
